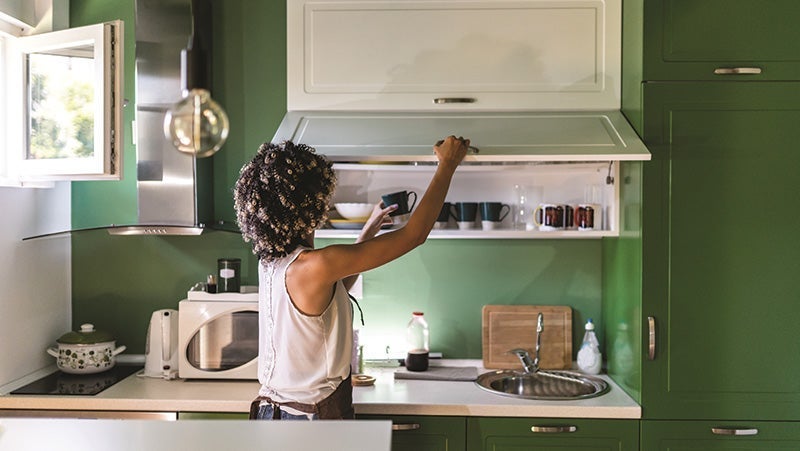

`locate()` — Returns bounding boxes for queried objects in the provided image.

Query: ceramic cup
[434,202,453,229]
[479,202,511,231]
[381,190,417,217]
[575,203,600,231]
[534,204,575,231]
[451,202,478,230]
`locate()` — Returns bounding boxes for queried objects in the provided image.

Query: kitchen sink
[475,370,610,400]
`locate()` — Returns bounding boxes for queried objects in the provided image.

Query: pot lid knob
[80,323,95,333]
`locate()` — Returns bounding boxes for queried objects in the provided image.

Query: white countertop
[0,360,640,419]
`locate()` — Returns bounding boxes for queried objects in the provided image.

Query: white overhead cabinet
[2,21,123,183]
[287,0,621,111]
[278,0,649,239]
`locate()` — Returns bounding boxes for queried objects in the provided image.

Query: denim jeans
[254,402,318,420]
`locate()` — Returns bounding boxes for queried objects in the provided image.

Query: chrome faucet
[510,312,544,374]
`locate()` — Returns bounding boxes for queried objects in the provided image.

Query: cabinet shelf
[317,228,615,240]
[327,161,620,240]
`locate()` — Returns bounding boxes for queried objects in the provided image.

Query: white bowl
[334,203,374,220]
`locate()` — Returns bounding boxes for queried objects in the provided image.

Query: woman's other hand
[357,202,397,242]
[434,135,469,169]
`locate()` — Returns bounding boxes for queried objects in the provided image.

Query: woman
[234,136,469,420]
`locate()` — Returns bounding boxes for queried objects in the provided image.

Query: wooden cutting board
[482,305,572,370]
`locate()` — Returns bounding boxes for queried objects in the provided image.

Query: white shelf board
[316,228,615,240]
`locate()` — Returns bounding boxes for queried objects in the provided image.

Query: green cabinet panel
[642,420,800,450]
[466,417,639,451]
[641,0,800,80]
[641,82,800,420]
[178,412,249,420]
[357,414,466,451]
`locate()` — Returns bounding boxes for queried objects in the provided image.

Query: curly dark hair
[234,141,336,261]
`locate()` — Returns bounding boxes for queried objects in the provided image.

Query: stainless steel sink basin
[475,370,610,400]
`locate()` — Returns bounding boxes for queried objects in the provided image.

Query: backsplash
[71,232,603,358]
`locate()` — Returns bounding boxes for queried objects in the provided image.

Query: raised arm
[288,136,469,315]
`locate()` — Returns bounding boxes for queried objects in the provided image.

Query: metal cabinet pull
[433,97,476,104]
[433,141,480,155]
[392,423,421,431]
[648,316,656,360]
[531,425,577,433]
[711,427,759,436]
[713,67,762,75]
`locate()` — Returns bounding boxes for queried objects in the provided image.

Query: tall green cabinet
[623,0,800,448]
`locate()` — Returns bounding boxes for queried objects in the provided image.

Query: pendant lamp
[164,0,229,158]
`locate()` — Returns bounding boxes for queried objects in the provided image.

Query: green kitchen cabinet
[640,81,800,421]
[466,417,639,451]
[638,0,800,81]
[642,420,800,450]
[356,415,466,451]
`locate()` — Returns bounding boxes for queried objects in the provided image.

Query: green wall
[69,0,612,359]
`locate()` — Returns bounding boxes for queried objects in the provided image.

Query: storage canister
[217,258,241,293]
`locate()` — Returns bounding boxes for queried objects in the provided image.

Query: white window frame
[1,20,123,184]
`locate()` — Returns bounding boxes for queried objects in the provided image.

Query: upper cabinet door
[4,21,123,181]
[288,0,622,111]
[643,0,800,81]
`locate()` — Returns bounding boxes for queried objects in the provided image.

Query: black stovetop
[10,364,142,396]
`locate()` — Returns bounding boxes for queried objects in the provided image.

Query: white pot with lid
[46,324,127,374]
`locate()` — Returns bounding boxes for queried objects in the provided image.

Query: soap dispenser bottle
[577,318,602,374]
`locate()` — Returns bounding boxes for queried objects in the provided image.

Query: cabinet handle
[713,67,762,75]
[434,140,480,155]
[433,97,476,104]
[531,425,577,433]
[648,316,656,360]
[392,423,421,431]
[711,427,759,436]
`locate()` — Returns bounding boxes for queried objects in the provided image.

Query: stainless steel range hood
[120,0,212,236]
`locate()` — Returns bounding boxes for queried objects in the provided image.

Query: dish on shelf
[334,203,373,220]
[327,219,394,230]
[329,219,366,229]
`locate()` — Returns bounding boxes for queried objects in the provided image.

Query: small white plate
[329,219,366,229]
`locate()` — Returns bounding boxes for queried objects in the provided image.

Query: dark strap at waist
[249,374,354,420]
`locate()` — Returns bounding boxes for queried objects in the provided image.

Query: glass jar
[217,258,241,293]
[405,312,430,372]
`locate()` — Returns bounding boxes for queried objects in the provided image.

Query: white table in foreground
[0,418,391,451]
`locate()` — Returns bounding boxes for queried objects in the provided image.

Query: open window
[2,20,122,183]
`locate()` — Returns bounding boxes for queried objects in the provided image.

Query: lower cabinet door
[357,414,466,451]
[467,417,639,451]
[642,420,800,450]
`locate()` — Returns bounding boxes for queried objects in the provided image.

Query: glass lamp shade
[163,88,230,158]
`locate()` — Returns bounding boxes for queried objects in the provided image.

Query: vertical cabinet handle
[392,423,421,431]
[713,67,762,75]
[711,427,759,436]
[648,316,656,360]
[531,425,577,433]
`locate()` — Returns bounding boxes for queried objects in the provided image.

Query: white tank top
[257,247,353,405]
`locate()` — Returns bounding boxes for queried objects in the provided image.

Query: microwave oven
[178,289,259,379]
